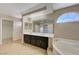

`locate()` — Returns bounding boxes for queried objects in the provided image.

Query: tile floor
[0,39,47,55]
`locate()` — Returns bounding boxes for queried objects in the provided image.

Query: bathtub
[53,38,79,55]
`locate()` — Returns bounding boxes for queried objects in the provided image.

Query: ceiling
[0,3,77,19]
[0,3,38,18]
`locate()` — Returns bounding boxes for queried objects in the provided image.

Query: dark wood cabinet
[36,39,41,47]
[24,35,30,44]
[31,36,37,45]
[41,41,48,49]
[24,34,48,49]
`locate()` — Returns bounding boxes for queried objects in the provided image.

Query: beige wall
[53,4,79,40]
[55,23,79,40]
[0,18,2,44]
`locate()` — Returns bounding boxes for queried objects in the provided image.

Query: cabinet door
[30,36,36,45]
[35,36,48,49]
[41,40,48,49]
[36,39,41,47]
[24,35,30,44]
[40,37,48,49]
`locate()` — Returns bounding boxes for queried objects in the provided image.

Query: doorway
[2,20,13,44]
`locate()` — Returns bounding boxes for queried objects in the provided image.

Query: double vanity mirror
[24,22,32,32]
[23,9,53,34]
[33,20,53,34]
[24,18,53,34]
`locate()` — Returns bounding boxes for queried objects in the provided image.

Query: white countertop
[23,32,54,37]
[53,38,79,55]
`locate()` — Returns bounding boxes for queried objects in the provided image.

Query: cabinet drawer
[39,37,48,42]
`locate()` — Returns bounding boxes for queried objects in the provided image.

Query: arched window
[57,12,79,23]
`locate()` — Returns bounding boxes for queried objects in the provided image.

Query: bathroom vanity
[23,31,53,49]
[24,34,48,49]
[22,12,54,52]
[21,3,55,54]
